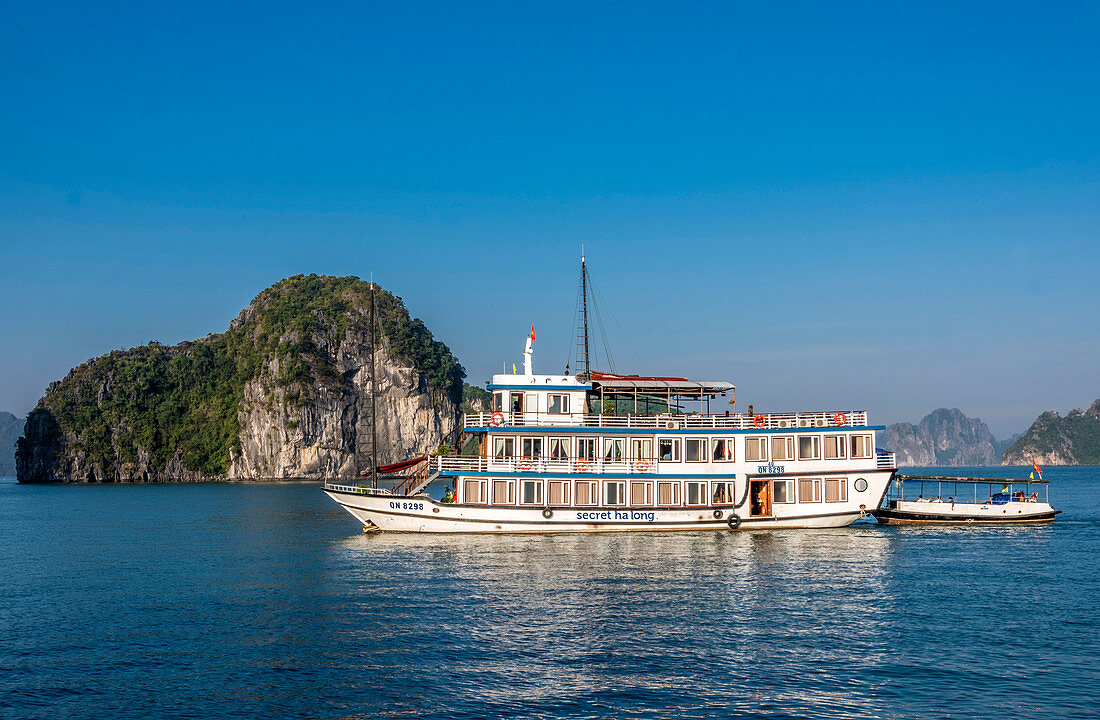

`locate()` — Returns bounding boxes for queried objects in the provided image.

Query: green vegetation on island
[1002,399,1100,466]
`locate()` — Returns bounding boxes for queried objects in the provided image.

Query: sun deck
[465,409,870,430]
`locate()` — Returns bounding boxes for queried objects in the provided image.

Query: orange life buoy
[575,458,590,473]
[635,459,650,473]
[490,411,504,426]
[833,412,847,426]
[753,414,766,427]
[519,456,533,471]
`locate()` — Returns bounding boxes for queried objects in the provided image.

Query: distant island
[17,275,466,483]
[0,411,21,475]
[1001,399,1100,466]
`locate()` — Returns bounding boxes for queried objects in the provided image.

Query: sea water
[1,467,1097,719]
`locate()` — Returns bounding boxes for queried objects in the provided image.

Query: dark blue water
[2,467,1097,720]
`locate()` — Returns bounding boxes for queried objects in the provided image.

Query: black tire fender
[542,508,553,519]
[726,513,742,530]
[712,508,724,520]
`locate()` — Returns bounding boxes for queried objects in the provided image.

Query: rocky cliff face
[17,275,463,482]
[882,408,1001,466]
[0,411,22,476]
[1001,399,1100,466]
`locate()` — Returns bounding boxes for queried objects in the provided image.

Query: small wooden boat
[872,474,1059,525]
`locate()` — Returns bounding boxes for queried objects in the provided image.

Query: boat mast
[580,256,590,380]
[370,279,378,487]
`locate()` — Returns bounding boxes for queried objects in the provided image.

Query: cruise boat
[323,260,897,533]
[872,474,1059,524]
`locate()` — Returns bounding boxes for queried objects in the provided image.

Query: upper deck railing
[464,410,869,431]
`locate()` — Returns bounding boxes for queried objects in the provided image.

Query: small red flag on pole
[529,324,536,341]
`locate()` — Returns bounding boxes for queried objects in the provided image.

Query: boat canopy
[588,371,734,399]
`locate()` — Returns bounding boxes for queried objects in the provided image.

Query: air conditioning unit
[815,418,825,427]
[778,420,789,428]
[665,421,677,429]
[798,419,808,428]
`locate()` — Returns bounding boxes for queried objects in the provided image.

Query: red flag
[1031,458,1043,480]
[529,324,536,341]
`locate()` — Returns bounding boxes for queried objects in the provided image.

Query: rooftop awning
[588,371,734,398]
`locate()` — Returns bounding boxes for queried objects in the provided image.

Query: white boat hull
[873,498,1059,524]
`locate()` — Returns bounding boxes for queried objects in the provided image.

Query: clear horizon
[2,1,1097,438]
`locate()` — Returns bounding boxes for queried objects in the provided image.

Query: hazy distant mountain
[883,408,1002,466]
[1001,399,1100,466]
[0,411,21,476]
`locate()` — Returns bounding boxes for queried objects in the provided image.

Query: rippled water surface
[2,467,1098,719]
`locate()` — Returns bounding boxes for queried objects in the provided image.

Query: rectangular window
[825,477,848,503]
[657,481,680,506]
[525,393,538,413]
[658,438,681,462]
[548,437,569,460]
[745,437,767,462]
[771,436,795,461]
[798,435,820,460]
[711,482,735,505]
[520,479,543,505]
[712,438,734,462]
[850,435,873,459]
[548,480,569,505]
[547,394,570,414]
[685,481,708,505]
[603,481,626,506]
[603,438,624,462]
[577,438,597,460]
[630,482,652,505]
[521,437,543,459]
[630,438,653,461]
[773,479,795,503]
[510,392,524,413]
[824,435,846,460]
[685,438,707,462]
[493,479,515,505]
[493,437,515,460]
[575,480,598,506]
[463,479,485,504]
[798,478,821,503]
[492,393,503,412]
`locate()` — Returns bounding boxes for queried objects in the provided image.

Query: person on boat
[442,487,455,503]
[932,496,942,503]
[948,496,955,509]
[917,494,925,501]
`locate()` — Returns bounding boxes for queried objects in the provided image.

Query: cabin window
[525,393,538,413]
[547,394,570,414]
[549,437,570,460]
[548,480,570,505]
[798,478,821,503]
[493,437,515,460]
[521,437,543,459]
[577,437,597,460]
[771,436,795,461]
[798,436,820,460]
[510,393,524,413]
[603,438,625,462]
[520,479,543,505]
[630,482,652,505]
[493,479,515,505]
[463,479,486,504]
[712,438,734,462]
[745,437,767,462]
[603,481,626,506]
[631,437,653,461]
[657,481,680,506]
[685,438,707,462]
[492,393,503,413]
[850,435,873,459]
[685,481,708,505]
[658,438,681,462]
[825,477,847,503]
[824,435,846,460]
[712,482,734,505]
[773,479,795,503]
[575,480,598,506]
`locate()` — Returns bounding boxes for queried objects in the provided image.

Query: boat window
[685,481,708,505]
[493,437,515,460]
[657,481,680,506]
[685,438,707,462]
[548,480,570,505]
[603,438,625,462]
[771,436,795,461]
[547,394,570,414]
[798,478,822,503]
[712,438,734,462]
[824,435,846,460]
[658,438,681,462]
[850,435,872,459]
[492,393,504,413]
[711,482,734,505]
[510,393,524,413]
[525,393,538,413]
[520,480,543,505]
[630,482,652,506]
[549,437,569,460]
[797,436,820,460]
[745,437,767,462]
[463,479,485,504]
[575,480,598,506]
[521,437,543,459]
[603,481,626,506]
[773,479,795,503]
[577,438,597,460]
[493,479,515,505]
[631,437,653,460]
[825,477,847,503]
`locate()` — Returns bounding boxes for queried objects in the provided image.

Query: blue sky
[1,1,1097,437]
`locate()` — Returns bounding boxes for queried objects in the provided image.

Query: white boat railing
[434,455,659,475]
[464,410,869,431]
[323,482,393,495]
[876,451,897,470]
